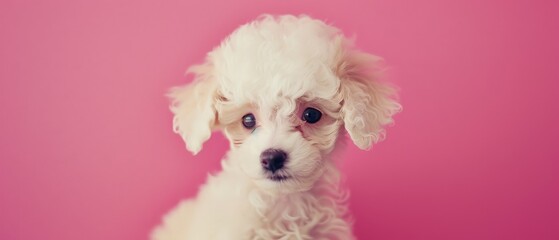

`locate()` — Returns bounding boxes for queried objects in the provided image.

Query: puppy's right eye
[302,107,322,124]
[242,113,256,129]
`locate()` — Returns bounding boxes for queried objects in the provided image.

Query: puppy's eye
[302,107,322,124]
[242,113,256,129]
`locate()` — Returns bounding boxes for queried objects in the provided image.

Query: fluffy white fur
[152,15,401,240]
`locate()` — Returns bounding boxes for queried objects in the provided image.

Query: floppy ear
[337,49,402,150]
[168,63,218,155]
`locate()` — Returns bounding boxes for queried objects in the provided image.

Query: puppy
[152,15,401,240]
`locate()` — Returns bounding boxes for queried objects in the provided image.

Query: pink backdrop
[1,0,558,239]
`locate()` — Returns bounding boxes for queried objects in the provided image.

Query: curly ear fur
[337,49,402,150]
[168,63,218,155]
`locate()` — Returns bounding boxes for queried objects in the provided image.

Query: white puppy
[152,15,401,240]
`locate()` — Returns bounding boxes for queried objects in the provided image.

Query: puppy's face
[169,15,401,193]
[218,95,343,192]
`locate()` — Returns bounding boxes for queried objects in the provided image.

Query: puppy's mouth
[267,175,290,182]
[264,170,291,182]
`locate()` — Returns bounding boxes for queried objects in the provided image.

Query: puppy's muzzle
[260,148,287,173]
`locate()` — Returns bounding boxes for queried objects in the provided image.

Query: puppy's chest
[247,195,350,239]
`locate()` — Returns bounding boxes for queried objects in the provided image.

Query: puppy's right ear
[168,63,218,155]
[337,48,402,150]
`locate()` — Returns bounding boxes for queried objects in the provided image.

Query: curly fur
[152,15,401,240]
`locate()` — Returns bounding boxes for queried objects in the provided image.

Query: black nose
[260,149,287,173]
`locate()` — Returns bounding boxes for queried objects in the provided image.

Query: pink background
[1,0,558,239]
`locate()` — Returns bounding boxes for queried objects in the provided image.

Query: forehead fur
[207,15,345,108]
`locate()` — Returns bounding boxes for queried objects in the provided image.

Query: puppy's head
[169,15,401,193]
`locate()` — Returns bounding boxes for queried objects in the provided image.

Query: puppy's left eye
[302,107,322,124]
[242,113,256,129]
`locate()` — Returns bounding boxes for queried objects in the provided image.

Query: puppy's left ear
[168,63,219,155]
[337,48,402,150]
